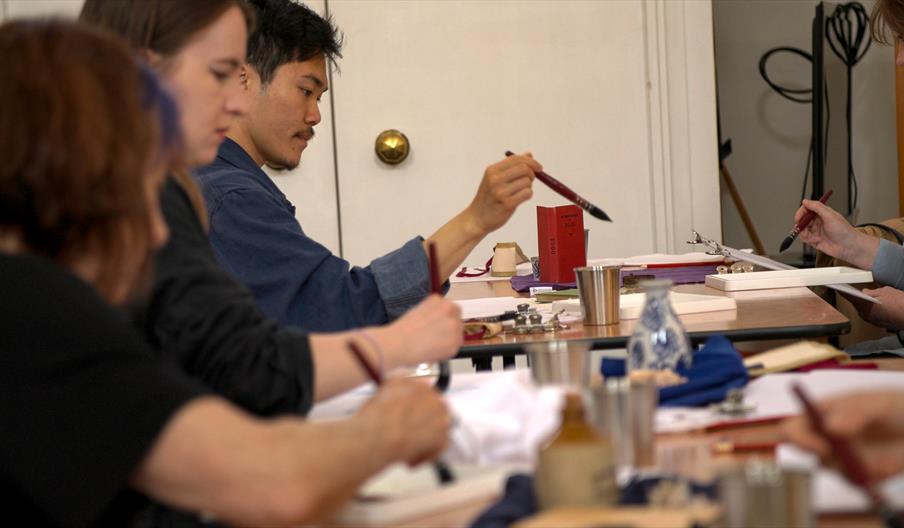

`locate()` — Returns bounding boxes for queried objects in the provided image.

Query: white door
[327,0,722,267]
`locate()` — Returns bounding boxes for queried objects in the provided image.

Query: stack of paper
[551,292,737,320]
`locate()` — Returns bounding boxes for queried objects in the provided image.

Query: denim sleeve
[208,187,426,331]
[370,236,438,320]
[871,238,904,290]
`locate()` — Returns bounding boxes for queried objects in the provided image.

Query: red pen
[347,339,455,485]
[703,414,791,433]
[427,241,442,295]
[779,189,833,253]
[504,150,611,222]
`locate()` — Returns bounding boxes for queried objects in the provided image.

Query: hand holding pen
[780,190,833,252]
[787,193,879,270]
[348,341,455,480]
[788,386,903,528]
[504,150,611,222]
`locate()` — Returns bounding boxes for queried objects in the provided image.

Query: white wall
[713,0,897,254]
[5,0,82,18]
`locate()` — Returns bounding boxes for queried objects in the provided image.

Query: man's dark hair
[246,0,343,84]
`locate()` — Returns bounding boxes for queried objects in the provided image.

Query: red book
[536,205,586,283]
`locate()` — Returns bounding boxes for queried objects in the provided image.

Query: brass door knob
[375,129,410,165]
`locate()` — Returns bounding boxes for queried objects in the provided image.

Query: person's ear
[240,64,256,90]
[239,65,248,88]
[142,49,165,69]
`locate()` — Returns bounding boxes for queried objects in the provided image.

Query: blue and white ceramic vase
[627,279,692,372]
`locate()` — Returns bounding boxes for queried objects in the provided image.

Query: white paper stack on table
[552,291,736,320]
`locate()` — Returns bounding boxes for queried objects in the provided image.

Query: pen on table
[703,414,791,433]
[792,384,902,528]
[347,340,455,485]
[504,150,612,222]
[712,440,778,454]
[779,189,833,253]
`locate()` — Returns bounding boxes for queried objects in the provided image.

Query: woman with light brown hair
[785,0,904,486]
[79,0,464,416]
[0,19,450,527]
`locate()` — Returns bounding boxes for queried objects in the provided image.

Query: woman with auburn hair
[0,20,449,527]
[79,0,463,416]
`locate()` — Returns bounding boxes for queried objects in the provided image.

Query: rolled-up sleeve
[372,236,442,319]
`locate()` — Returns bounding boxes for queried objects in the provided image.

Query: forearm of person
[845,232,881,271]
[308,326,409,401]
[426,209,487,280]
[132,397,396,527]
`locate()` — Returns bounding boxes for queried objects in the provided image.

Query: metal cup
[574,266,620,326]
[629,379,658,467]
[585,378,658,469]
[585,379,633,469]
[526,340,591,388]
[719,461,814,528]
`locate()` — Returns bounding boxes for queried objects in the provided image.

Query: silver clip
[687,230,730,257]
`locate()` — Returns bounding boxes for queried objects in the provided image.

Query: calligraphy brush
[792,384,902,528]
[347,340,455,485]
[504,150,611,222]
[779,189,833,253]
[427,241,452,394]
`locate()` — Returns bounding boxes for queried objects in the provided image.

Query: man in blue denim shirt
[195,0,542,332]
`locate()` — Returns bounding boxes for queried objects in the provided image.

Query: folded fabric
[470,473,717,528]
[600,335,748,407]
[443,370,564,466]
[846,335,904,358]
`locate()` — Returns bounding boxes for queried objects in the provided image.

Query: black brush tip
[779,235,794,253]
[589,205,612,222]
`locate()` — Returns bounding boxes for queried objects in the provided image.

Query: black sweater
[134,178,314,416]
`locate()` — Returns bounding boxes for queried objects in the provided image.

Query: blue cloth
[470,473,717,528]
[600,335,748,407]
[193,138,434,332]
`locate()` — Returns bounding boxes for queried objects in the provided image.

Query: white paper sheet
[552,292,737,320]
[655,370,904,433]
[454,297,537,319]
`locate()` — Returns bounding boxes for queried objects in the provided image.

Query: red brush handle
[792,384,873,491]
[796,189,834,232]
[428,241,442,295]
[348,340,382,385]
